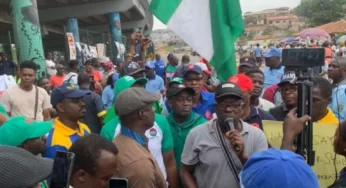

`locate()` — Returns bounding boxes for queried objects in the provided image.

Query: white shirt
[63,72,78,86]
[45,60,56,76]
[257,98,275,111]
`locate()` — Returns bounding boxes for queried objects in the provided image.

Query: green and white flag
[149,0,245,82]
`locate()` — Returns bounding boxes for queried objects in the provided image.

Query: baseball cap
[182,64,203,78]
[103,61,113,69]
[0,146,53,188]
[114,75,148,98]
[240,148,319,188]
[278,71,296,87]
[195,63,212,75]
[228,74,254,92]
[215,82,244,99]
[51,83,90,108]
[239,57,256,68]
[145,61,155,69]
[115,87,160,116]
[169,77,183,86]
[0,116,52,147]
[120,61,145,77]
[167,84,195,99]
[263,47,282,58]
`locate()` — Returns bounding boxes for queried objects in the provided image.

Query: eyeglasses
[216,101,243,110]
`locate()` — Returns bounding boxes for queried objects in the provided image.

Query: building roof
[267,15,298,21]
[253,35,272,40]
[316,20,346,34]
[245,25,266,32]
[244,7,290,16]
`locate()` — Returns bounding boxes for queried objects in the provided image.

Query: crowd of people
[1,31,346,188]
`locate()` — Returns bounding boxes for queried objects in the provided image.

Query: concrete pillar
[108,12,123,63]
[65,18,82,65]
[10,0,46,78]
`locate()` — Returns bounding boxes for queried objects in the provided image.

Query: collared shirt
[181,120,268,188]
[165,91,215,120]
[329,81,346,121]
[317,108,339,124]
[43,118,91,159]
[113,135,167,188]
[269,104,289,121]
[102,85,115,108]
[154,60,166,79]
[263,66,285,90]
[146,75,165,93]
[244,105,276,130]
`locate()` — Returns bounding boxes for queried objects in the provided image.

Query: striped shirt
[43,118,91,159]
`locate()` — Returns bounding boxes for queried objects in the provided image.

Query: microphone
[224,118,240,152]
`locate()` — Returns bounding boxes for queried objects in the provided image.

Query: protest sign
[263,120,344,188]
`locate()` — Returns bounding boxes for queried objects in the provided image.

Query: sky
[153,0,301,30]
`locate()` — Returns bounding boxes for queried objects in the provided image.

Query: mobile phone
[50,151,75,188]
[109,178,128,188]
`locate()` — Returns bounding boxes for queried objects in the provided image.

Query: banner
[66,32,76,60]
[263,121,344,188]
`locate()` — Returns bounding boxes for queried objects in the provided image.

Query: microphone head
[223,118,234,124]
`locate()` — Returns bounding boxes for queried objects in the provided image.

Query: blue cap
[240,148,319,188]
[51,83,90,108]
[182,64,203,78]
[263,47,282,58]
[145,62,155,69]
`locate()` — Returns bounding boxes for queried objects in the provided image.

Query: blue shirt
[154,60,165,79]
[0,61,17,76]
[329,82,346,121]
[146,75,165,93]
[165,91,215,120]
[254,47,263,57]
[263,66,285,90]
[244,105,276,130]
[102,85,115,108]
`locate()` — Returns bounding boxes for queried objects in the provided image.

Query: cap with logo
[239,57,256,68]
[182,64,203,78]
[114,76,148,98]
[0,116,52,147]
[114,87,160,116]
[120,61,145,77]
[169,77,183,88]
[263,47,282,58]
[240,148,319,188]
[215,82,244,99]
[0,146,54,188]
[278,71,296,87]
[51,83,90,108]
[167,84,196,99]
[228,74,254,92]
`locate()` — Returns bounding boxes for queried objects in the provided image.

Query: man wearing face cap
[0,52,17,76]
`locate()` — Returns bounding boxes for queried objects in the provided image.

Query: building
[244,7,291,25]
[151,29,184,44]
[267,15,303,31]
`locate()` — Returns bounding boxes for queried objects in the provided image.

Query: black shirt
[0,61,16,76]
[244,105,276,130]
[80,89,105,134]
[269,104,290,121]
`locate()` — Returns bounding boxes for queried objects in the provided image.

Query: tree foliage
[295,0,346,26]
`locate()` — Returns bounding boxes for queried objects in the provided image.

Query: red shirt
[86,71,103,94]
[49,74,65,88]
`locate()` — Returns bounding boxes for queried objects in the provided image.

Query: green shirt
[166,112,207,170]
[0,104,7,115]
[165,65,176,81]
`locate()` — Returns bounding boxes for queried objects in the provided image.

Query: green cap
[114,76,148,98]
[170,77,183,85]
[0,116,52,146]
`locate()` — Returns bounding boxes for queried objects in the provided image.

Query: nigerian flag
[149,0,245,82]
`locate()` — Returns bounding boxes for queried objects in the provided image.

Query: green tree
[295,0,346,27]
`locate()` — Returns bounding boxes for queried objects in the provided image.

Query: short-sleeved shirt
[63,72,78,86]
[45,60,57,76]
[80,89,106,134]
[154,60,166,79]
[113,135,167,188]
[330,82,346,121]
[263,66,285,90]
[49,74,65,88]
[165,91,215,120]
[181,120,268,188]
[0,61,16,76]
[253,47,263,57]
[317,108,339,124]
[102,85,115,109]
[100,114,174,180]
[146,75,165,93]
[0,85,51,121]
[43,118,91,159]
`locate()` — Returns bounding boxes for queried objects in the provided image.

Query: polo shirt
[263,66,285,90]
[43,118,91,159]
[329,82,346,121]
[165,91,215,120]
[317,108,339,124]
[244,105,276,130]
[181,120,268,188]
[269,104,289,121]
[113,135,167,188]
[145,75,165,93]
